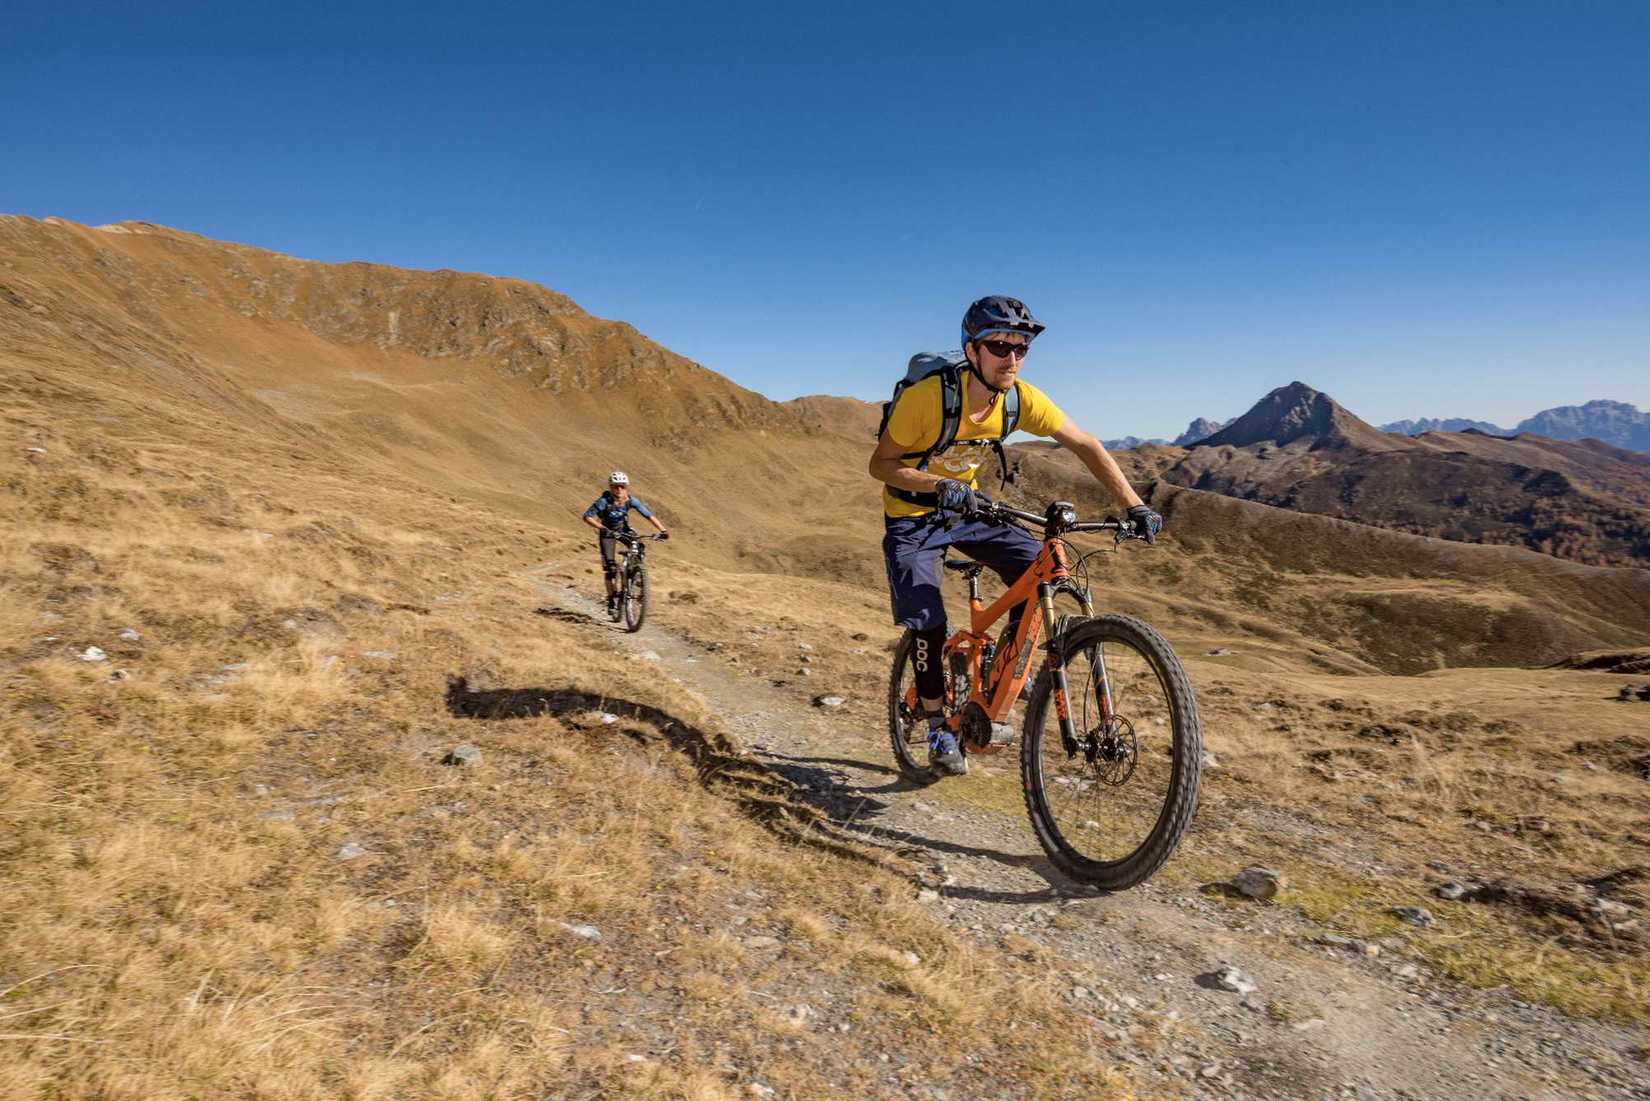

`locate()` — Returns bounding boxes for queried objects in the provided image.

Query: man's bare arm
[1051,420,1145,510]
[868,433,946,495]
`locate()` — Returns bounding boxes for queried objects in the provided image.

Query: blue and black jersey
[583,492,655,533]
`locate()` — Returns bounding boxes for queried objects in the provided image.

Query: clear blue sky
[4,1,1648,438]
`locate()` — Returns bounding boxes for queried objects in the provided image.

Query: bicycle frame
[917,534,1097,756]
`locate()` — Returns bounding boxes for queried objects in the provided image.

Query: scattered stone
[851,631,869,641]
[1205,965,1257,995]
[901,951,921,968]
[598,712,620,725]
[1435,881,1469,901]
[1392,906,1435,927]
[744,935,782,949]
[1392,962,1421,980]
[221,662,249,672]
[638,650,662,662]
[812,695,847,709]
[109,669,130,682]
[361,650,396,660]
[260,809,296,823]
[1291,1018,1326,1032]
[782,1004,812,1027]
[25,446,47,454]
[747,1085,777,1099]
[79,646,107,662]
[1206,648,1233,656]
[1201,751,1220,769]
[1231,866,1285,901]
[442,745,482,767]
[1072,985,1092,1001]
[796,667,811,677]
[337,842,367,861]
[117,627,141,641]
[558,921,601,940]
[798,642,814,651]
[917,889,940,903]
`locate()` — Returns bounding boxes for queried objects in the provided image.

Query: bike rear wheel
[1021,614,1200,890]
[623,561,648,632]
[887,630,943,786]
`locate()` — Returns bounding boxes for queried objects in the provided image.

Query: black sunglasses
[977,338,1031,360]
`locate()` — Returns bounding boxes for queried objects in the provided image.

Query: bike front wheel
[623,562,648,632]
[1021,614,1201,890]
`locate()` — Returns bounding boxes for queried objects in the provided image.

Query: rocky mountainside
[1169,384,1650,566]
[1198,381,1400,451]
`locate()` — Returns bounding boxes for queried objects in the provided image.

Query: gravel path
[540,577,1650,1100]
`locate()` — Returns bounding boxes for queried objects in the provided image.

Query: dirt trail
[536,574,1650,1101]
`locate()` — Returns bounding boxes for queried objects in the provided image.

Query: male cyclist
[868,296,1162,776]
[582,471,669,617]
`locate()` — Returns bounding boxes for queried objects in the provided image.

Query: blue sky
[4,1,1648,438]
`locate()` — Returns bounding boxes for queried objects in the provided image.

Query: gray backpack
[877,353,1021,505]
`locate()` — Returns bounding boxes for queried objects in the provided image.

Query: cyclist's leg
[885,517,967,773]
[883,516,952,712]
[599,532,620,598]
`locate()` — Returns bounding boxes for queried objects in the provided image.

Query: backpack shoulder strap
[987,381,1024,488]
[915,364,964,470]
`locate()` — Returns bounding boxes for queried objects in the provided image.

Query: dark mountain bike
[887,498,1202,891]
[611,532,665,632]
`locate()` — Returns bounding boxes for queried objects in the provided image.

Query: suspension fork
[1038,583,1082,755]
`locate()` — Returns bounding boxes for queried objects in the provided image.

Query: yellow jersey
[881,376,1067,518]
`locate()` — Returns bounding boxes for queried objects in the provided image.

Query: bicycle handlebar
[970,496,1143,540]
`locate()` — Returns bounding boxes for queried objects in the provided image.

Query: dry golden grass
[0,418,1143,1099]
[640,553,1650,1025]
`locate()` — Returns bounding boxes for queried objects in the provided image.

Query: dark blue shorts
[882,514,1043,631]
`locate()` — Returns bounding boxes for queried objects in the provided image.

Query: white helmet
[608,471,630,486]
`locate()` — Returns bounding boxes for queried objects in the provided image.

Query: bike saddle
[943,560,986,577]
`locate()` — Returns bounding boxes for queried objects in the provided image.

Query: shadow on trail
[534,606,596,626]
[747,748,1084,905]
[444,676,898,878]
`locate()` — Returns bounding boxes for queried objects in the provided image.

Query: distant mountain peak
[1380,416,1509,437]
[1380,400,1648,454]
[1173,416,1229,447]
[1516,400,1650,451]
[1197,381,1382,449]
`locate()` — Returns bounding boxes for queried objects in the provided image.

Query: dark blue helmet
[961,295,1045,348]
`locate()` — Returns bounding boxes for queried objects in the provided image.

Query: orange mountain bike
[888,498,1202,890]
